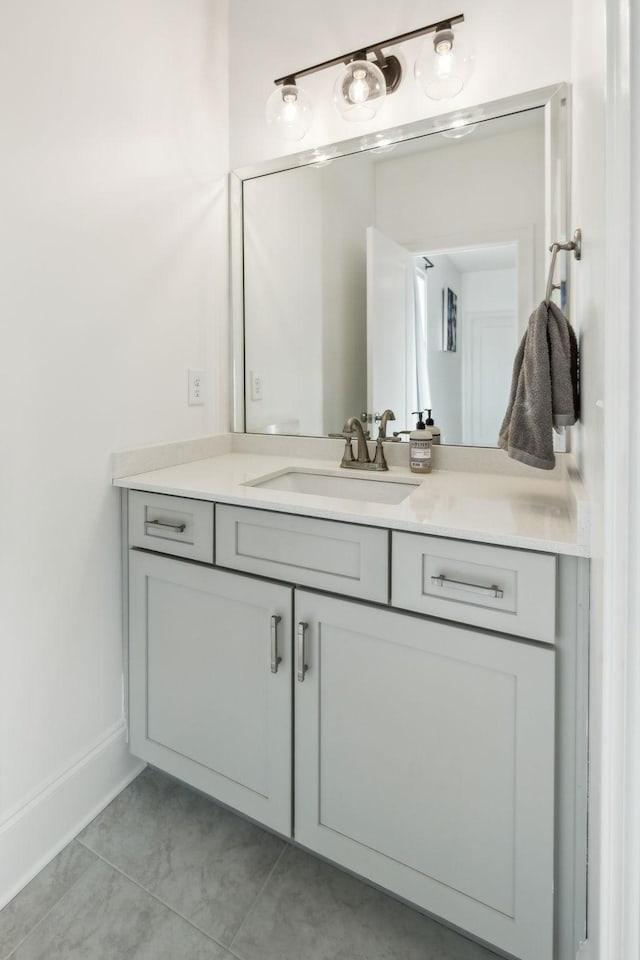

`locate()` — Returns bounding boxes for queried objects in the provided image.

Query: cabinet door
[294,592,555,960]
[129,550,292,835]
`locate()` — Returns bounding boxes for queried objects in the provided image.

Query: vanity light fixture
[267,12,467,140]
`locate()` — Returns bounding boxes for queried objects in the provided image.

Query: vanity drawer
[129,491,214,563]
[216,505,389,603]
[392,532,556,643]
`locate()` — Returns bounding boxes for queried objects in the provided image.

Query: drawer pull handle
[297,622,309,683]
[144,519,187,534]
[270,615,282,674]
[431,574,504,599]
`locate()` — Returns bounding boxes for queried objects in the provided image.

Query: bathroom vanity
[114,440,589,960]
[114,75,588,960]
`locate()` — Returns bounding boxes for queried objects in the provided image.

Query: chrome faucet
[329,411,398,471]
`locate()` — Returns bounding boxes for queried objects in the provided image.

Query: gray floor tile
[0,841,95,960]
[8,858,228,960]
[78,768,285,946]
[231,846,501,960]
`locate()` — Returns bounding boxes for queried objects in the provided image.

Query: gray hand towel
[498,300,579,470]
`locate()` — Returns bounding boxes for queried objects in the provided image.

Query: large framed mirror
[231,84,569,447]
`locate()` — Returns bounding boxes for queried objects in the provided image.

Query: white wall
[229,0,571,169]
[0,0,229,903]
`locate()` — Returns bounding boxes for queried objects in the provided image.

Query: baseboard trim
[0,720,145,910]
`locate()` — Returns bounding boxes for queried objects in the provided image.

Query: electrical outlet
[188,368,205,406]
[250,371,263,401]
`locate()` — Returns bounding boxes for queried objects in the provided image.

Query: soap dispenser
[409,411,433,474]
[425,409,441,444]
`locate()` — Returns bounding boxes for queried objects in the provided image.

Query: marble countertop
[113,442,590,557]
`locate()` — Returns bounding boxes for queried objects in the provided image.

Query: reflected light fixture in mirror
[267,13,467,140]
[440,109,483,139]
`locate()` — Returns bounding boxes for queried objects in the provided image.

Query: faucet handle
[372,437,390,470]
[328,432,355,466]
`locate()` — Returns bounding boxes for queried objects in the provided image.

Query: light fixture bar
[273,13,464,86]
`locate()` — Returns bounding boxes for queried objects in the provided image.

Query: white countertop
[113,446,590,557]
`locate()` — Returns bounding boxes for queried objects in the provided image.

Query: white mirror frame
[229,83,571,440]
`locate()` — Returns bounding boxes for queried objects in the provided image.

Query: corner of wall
[0,723,144,910]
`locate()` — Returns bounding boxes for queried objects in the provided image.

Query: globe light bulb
[414,25,474,102]
[265,83,313,141]
[348,68,370,104]
[435,49,454,78]
[334,59,386,122]
[281,90,299,122]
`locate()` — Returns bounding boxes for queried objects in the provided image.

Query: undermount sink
[246,469,420,505]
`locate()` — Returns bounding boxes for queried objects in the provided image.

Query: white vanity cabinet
[128,549,292,835]
[124,490,585,960]
[293,591,555,960]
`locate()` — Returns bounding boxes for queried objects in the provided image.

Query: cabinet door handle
[270,615,282,674]
[431,574,504,599]
[297,622,309,683]
[144,519,187,534]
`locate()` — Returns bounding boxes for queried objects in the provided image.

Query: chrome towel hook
[545,228,582,304]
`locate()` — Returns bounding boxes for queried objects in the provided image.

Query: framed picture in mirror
[444,287,458,352]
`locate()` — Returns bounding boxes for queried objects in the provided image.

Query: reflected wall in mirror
[235,87,569,446]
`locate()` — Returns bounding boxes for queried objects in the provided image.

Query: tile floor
[0,768,502,960]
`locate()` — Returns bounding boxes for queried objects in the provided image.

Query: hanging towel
[498,300,579,470]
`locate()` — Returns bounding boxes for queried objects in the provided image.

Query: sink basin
[247,469,420,505]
